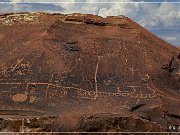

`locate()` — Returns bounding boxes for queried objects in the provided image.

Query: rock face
[164,53,180,79]
[0,12,179,132]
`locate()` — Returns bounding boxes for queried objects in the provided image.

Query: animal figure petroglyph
[0,57,159,105]
[141,74,150,82]
[103,79,115,86]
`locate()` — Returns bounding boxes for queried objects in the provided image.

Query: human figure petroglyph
[46,60,55,68]
[129,67,138,75]
[125,59,128,65]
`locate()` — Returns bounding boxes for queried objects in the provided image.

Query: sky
[0,0,179,46]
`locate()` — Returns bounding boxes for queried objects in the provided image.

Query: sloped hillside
[0,12,179,132]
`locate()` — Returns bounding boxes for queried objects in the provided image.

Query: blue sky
[0,0,179,46]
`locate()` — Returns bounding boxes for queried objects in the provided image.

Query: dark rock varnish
[0,12,179,132]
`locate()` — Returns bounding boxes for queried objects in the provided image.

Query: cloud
[152,30,180,46]
[142,3,180,30]
[0,3,64,13]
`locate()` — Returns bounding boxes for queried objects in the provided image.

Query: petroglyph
[46,60,55,68]
[117,86,129,93]
[0,58,32,79]
[15,70,25,76]
[103,79,115,86]
[125,59,128,65]
[46,74,54,99]
[0,13,179,132]
[11,58,24,71]
[20,62,31,69]
[47,87,67,100]
[133,93,156,99]
[4,80,158,99]
[76,89,115,99]
[94,56,102,100]
[1,82,49,86]
[0,68,158,102]
[141,74,150,82]
[0,55,168,107]
[12,93,28,103]
[29,96,39,103]
[129,67,138,75]
[30,54,42,67]
[9,47,19,55]
[126,86,138,93]
[146,85,156,93]
[76,88,156,99]
[0,66,9,76]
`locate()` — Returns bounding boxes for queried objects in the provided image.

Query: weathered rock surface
[0,12,179,132]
